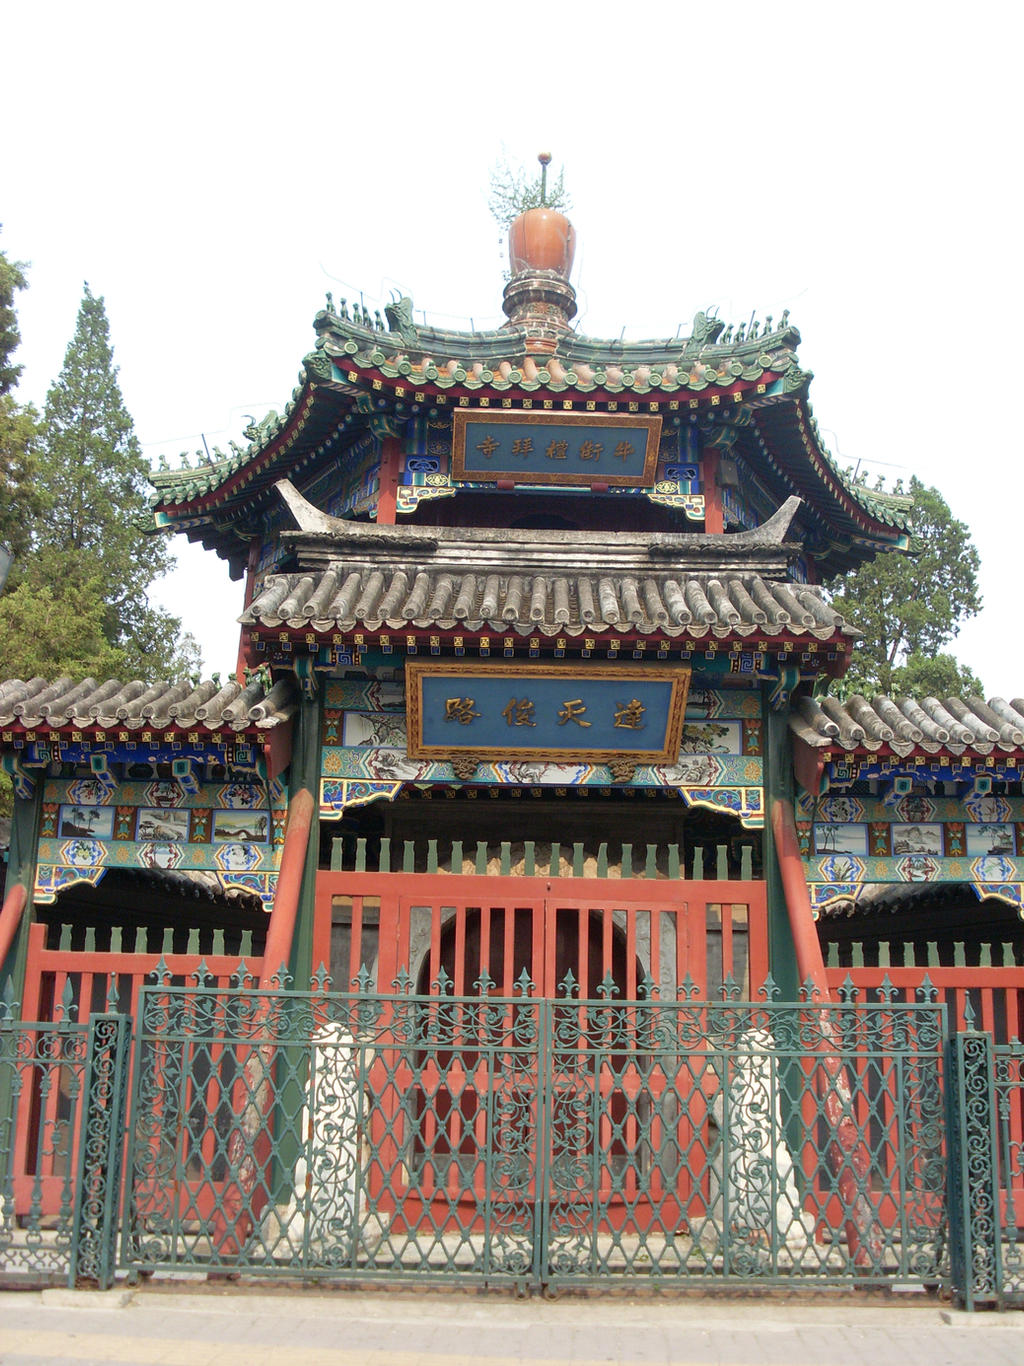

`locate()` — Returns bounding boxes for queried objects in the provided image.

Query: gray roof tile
[241,565,853,642]
[0,676,297,733]
[791,694,1024,757]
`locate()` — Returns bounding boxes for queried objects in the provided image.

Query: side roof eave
[790,693,1024,794]
[148,306,913,568]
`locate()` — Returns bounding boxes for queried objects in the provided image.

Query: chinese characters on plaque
[406,662,689,764]
[445,694,649,731]
[452,411,661,487]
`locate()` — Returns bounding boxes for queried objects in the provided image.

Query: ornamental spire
[501,153,577,351]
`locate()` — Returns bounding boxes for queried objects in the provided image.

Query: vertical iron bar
[536,998,550,1291]
[70,1013,132,1289]
[946,1030,1002,1309]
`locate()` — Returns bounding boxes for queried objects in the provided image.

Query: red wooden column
[235,540,262,680]
[771,796,885,1269]
[701,447,723,534]
[376,436,402,525]
[214,697,320,1258]
[259,788,315,988]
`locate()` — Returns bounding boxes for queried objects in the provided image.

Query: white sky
[3,2,1022,693]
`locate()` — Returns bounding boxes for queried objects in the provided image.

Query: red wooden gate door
[315,868,768,1256]
[316,871,768,1001]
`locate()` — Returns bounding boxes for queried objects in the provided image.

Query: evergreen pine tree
[12,283,198,679]
[0,228,41,575]
[0,228,28,395]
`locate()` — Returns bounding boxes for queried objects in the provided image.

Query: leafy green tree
[0,577,129,680]
[826,477,983,698]
[0,228,28,394]
[22,284,198,679]
[0,230,41,567]
[887,651,985,701]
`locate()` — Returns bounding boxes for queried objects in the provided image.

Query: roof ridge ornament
[682,311,726,358]
[500,153,577,352]
[741,495,802,544]
[647,495,803,555]
[274,479,439,551]
[385,293,420,348]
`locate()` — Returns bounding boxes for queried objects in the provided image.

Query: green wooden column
[1,778,43,1000]
[763,692,800,1001]
[285,691,321,992]
[265,691,322,1199]
[0,781,42,1144]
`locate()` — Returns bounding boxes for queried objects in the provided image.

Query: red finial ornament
[538,152,551,205]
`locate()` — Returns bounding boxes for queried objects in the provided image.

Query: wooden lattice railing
[20,919,264,1023]
[330,836,758,880]
[825,938,1024,1043]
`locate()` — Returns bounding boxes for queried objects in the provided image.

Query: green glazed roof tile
[148,295,912,553]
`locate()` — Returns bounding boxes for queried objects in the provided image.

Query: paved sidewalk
[1,1287,1023,1366]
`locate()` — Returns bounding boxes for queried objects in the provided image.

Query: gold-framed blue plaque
[452,410,661,487]
[406,661,690,764]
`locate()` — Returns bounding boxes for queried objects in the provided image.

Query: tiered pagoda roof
[241,485,856,660]
[148,251,912,580]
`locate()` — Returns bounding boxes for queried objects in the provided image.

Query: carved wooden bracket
[451,755,482,781]
[607,758,637,783]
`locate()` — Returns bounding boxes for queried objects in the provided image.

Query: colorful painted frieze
[34,774,287,909]
[319,679,765,826]
[796,785,1024,913]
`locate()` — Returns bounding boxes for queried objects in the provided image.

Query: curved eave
[745,399,911,567]
[147,311,911,575]
[148,361,794,562]
[151,384,359,567]
[152,385,322,515]
[149,318,804,520]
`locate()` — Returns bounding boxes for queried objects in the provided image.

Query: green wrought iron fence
[0,984,130,1288]
[10,968,1024,1300]
[1,985,87,1284]
[993,1040,1024,1304]
[120,974,949,1291]
[943,1027,1024,1309]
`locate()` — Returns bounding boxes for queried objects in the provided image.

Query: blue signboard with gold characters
[452,410,661,487]
[406,661,690,763]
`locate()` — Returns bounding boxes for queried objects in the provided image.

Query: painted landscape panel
[892,823,944,856]
[212,810,271,843]
[136,807,190,842]
[966,822,1015,856]
[813,823,869,855]
[58,805,115,840]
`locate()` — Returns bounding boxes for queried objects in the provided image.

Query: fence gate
[121,979,949,1291]
[1,997,131,1288]
[946,1032,1024,1308]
